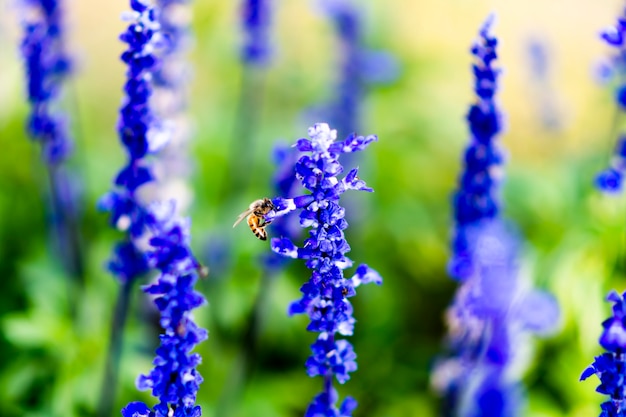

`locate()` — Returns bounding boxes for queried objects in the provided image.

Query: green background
[0,0,623,416]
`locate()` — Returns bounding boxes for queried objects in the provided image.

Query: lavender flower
[98,1,207,416]
[433,18,559,417]
[526,38,562,131]
[449,15,505,281]
[581,290,626,417]
[315,0,398,139]
[129,201,208,417]
[241,0,272,66]
[19,0,86,282]
[595,8,626,193]
[97,3,164,415]
[99,0,163,281]
[20,0,72,165]
[433,222,559,417]
[267,123,382,416]
[145,0,195,214]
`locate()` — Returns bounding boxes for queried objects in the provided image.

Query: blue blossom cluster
[449,15,505,281]
[20,0,73,164]
[434,17,559,417]
[148,0,195,212]
[156,0,191,72]
[241,0,272,66]
[315,0,398,139]
[433,222,559,417]
[581,290,626,417]
[19,0,86,280]
[595,8,626,193]
[266,123,382,416]
[124,202,208,417]
[99,0,164,282]
[98,1,207,415]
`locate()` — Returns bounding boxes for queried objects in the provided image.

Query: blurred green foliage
[1,0,626,416]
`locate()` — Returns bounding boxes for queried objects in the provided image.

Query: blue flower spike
[595,8,626,193]
[127,201,208,417]
[98,1,207,416]
[433,17,560,417]
[267,123,381,417]
[241,0,272,66]
[314,0,399,139]
[450,14,505,281]
[99,0,164,283]
[20,0,73,165]
[582,290,626,417]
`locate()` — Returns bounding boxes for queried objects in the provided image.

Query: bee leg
[258,218,273,227]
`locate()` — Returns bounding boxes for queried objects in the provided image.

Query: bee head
[262,198,274,210]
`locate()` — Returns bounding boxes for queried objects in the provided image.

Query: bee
[233,198,275,240]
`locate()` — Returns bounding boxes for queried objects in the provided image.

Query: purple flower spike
[100,1,207,416]
[450,15,505,281]
[20,0,73,165]
[19,0,87,282]
[312,0,399,139]
[595,8,626,194]
[582,290,626,417]
[241,0,272,66]
[433,17,560,417]
[268,123,381,416]
[100,0,163,283]
[133,204,207,416]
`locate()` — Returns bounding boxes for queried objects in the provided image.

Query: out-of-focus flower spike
[241,0,272,66]
[434,17,560,417]
[145,0,195,215]
[99,1,208,416]
[595,7,626,193]
[20,0,73,165]
[525,38,563,131]
[19,0,87,283]
[313,0,399,140]
[449,15,505,281]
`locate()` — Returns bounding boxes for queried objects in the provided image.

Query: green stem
[96,277,134,417]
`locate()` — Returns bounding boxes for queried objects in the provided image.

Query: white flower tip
[116,215,131,231]
[121,11,139,22]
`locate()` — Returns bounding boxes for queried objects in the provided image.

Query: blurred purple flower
[581,290,626,417]
[20,0,87,281]
[20,0,73,165]
[130,201,207,417]
[525,38,563,131]
[434,222,559,417]
[449,15,505,281]
[595,8,626,193]
[267,123,381,416]
[142,0,195,214]
[97,1,207,415]
[241,0,272,66]
[99,0,164,282]
[312,0,399,139]
[434,17,559,417]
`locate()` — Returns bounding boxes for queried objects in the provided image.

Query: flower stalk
[267,123,382,416]
[98,1,207,416]
[20,0,85,292]
[433,17,559,417]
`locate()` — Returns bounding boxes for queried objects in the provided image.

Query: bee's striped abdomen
[247,215,268,240]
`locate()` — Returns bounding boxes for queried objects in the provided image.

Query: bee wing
[233,208,253,228]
